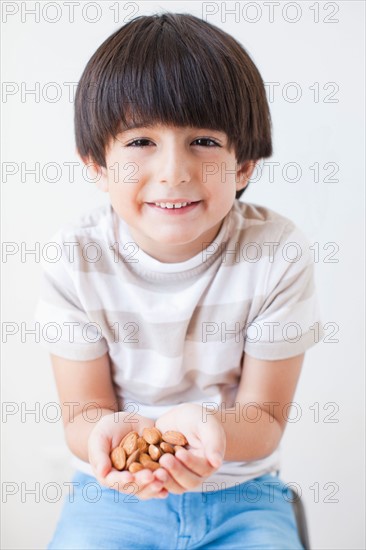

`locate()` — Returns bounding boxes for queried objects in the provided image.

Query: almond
[137,436,149,453]
[126,449,140,469]
[114,427,189,472]
[128,462,144,473]
[142,427,162,445]
[139,452,154,467]
[110,446,126,471]
[122,431,139,456]
[160,442,175,454]
[148,444,162,461]
[142,460,161,471]
[120,430,138,447]
[162,431,188,446]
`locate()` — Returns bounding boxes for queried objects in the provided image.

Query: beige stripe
[210,223,289,267]
[115,370,241,405]
[257,263,315,316]
[86,298,257,355]
[39,271,315,355]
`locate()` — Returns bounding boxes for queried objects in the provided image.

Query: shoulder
[231,200,311,249]
[41,203,115,272]
[226,201,314,274]
[47,203,115,254]
[232,199,295,228]
[54,203,114,240]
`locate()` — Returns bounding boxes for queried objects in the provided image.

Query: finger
[206,450,224,469]
[102,468,135,491]
[197,422,225,468]
[158,453,202,492]
[174,448,216,477]
[156,489,169,498]
[98,413,134,446]
[154,466,186,495]
[88,415,134,478]
[135,479,166,500]
[153,468,169,484]
[133,469,156,486]
[88,429,114,478]
[130,469,168,500]
[102,468,158,499]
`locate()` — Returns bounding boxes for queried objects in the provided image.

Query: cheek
[207,178,237,203]
[108,173,133,198]
[107,182,121,204]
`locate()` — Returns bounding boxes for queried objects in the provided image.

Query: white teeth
[154,202,190,209]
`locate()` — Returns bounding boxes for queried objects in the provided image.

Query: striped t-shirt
[34,199,324,492]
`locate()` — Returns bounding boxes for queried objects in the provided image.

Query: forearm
[204,403,283,462]
[65,407,116,463]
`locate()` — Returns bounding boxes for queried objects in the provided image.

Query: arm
[153,352,304,494]
[50,352,119,462]
[206,352,305,462]
[50,352,169,500]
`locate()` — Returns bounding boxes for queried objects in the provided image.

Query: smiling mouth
[146,201,202,213]
[147,200,201,210]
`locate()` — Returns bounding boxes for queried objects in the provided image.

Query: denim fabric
[48,471,304,550]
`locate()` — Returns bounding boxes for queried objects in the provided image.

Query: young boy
[35,12,323,549]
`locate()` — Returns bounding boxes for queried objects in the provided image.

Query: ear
[235,160,258,193]
[76,150,109,193]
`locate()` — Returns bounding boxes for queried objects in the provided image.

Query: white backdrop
[1,1,365,548]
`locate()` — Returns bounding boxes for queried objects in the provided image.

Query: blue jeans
[48,471,304,549]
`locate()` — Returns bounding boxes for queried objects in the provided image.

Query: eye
[125,137,221,147]
[126,139,154,147]
[193,138,220,147]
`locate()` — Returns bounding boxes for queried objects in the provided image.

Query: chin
[155,230,196,242]
[158,239,193,248]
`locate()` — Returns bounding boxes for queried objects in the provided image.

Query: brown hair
[74,12,272,199]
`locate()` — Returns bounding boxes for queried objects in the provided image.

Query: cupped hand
[155,403,226,494]
[88,411,170,500]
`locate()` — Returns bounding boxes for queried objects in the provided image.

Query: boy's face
[90,124,255,263]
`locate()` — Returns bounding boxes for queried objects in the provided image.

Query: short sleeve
[34,230,109,361]
[244,223,325,360]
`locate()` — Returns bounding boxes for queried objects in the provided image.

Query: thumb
[207,450,225,469]
[88,428,112,479]
[198,422,226,468]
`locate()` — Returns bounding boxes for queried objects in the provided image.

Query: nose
[157,141,191,186]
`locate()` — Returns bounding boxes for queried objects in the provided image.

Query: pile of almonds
[110,427,189,473]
